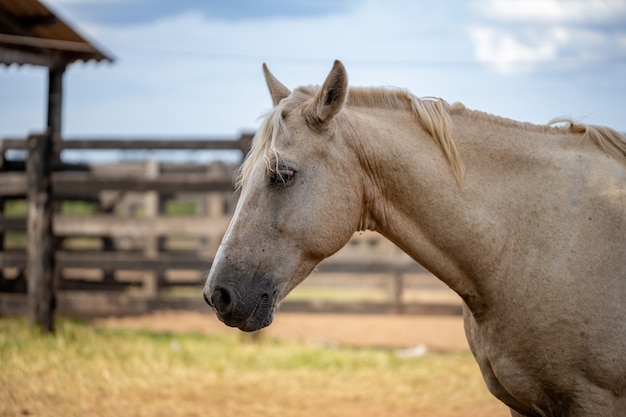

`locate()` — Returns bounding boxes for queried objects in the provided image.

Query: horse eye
[269,166,296,187]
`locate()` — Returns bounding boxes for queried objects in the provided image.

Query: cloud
[469,0,626,74]
[476,0,626,23]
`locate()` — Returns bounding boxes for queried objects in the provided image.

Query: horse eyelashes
[269,166,296,187]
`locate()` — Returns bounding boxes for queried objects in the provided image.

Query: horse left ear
[307,60,348,128]
[263,63,291,106]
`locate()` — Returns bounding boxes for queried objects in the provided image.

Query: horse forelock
[236,108,282,190]
[237,86,467,189]
[236,88,313,190]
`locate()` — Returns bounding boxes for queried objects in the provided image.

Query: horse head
[203,61,365,331]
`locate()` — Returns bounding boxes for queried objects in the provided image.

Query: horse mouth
[238,294,275,332]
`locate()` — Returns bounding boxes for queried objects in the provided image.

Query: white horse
[203,60,626,416]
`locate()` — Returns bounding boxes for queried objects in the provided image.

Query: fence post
[203,193,225,258]
[26,133,56,333]
[388,270,405,314]
[47,64,65,163]
[0,195,5,288]
[143,159,159,296]
[0,144,6,289]
[239,133,253,161]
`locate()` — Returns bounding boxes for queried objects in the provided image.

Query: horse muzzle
[203,277,277,332]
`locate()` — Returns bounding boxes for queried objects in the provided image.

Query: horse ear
[263,63,291,106]
[307,60,348,127]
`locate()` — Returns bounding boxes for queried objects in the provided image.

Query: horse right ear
[263,63,291,106]
[305,60,348,128]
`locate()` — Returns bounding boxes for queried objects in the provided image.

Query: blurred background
[1,1,625,416]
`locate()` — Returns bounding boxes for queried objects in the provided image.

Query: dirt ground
[94,273,469,350]
[95,310,471,351]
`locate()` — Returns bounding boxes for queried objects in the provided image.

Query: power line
[111,43,626,69]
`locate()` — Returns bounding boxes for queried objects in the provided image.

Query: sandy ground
[94,273,469,350]
[94,310,470,351]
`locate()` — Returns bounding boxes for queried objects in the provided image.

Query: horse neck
[345,107,553,315]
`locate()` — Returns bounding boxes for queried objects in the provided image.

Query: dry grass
[0,317,507,417]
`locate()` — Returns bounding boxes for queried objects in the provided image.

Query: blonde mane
[237,86,626,189]
[237,87,464,189]
[548,117,626,161]
[458,107,626,160]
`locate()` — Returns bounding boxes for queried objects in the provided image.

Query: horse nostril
[211,287,233,314]
[203,291,212,307]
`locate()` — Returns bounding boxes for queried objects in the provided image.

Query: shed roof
[0,0,113,67]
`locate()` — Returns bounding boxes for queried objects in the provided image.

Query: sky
[1,0,625,155]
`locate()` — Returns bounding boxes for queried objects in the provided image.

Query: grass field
[0,316,507,417]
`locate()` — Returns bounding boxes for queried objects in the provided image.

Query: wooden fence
[0,133,458,327]
[0,133,255,328]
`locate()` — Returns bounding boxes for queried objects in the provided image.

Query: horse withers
[203,60,626,417]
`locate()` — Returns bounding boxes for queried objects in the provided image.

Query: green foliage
[3,199,27,217]
[4,231,26,249]
[165,200,197,216]
[61,201,98,215]
[4,200,98,216]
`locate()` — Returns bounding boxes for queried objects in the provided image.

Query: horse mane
[548,117,626,161]
[237,86,465,189]
[346,88,465,183]
[237,86,626,189]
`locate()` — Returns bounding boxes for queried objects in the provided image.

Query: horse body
[203,61,626,416]
[445,117,626,416]
[346,101,626,416]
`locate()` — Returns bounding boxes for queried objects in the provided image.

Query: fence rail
[1,135,254,151]
[1,172,236,197]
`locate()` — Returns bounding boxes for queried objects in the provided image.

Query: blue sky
[1,0,625,147]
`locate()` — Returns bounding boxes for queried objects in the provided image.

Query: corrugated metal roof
[0,0,113,67]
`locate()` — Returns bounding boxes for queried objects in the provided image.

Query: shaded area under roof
[0,0,113,67]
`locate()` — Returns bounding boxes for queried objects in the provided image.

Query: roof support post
[47,64,65,157]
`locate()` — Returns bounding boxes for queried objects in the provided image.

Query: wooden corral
[0,133,248,288]
[0,133,458,319]
[0,134,244,317]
